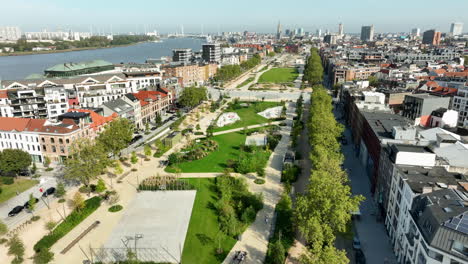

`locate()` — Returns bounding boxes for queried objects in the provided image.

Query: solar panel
[444,212,468,235]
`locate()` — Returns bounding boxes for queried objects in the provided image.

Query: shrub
[257,167,266,177]
[0,219,7,236]
[95,179,106,193]
[8,234,25,263]
[108,205,123,213]
[33,247,54,264]
[131,168,138,172]
[45,168,53,172]
[34,197,102,252]
[130,151,138,164]
[194,131,204,135]
[58,198,65,203]
[78,186,90,193]
[55,182,66,198]
[281,165,300,184]
[0,238,7,244]
[254,179,265,184]
[2,177,14,185]
[31,216,41,221]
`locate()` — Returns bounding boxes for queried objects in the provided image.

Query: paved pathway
[221,102,295,264]
[212,121,281,136]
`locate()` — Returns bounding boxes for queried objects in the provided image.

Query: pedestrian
[265,216,268,224]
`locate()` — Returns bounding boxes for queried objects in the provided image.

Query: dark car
[130,135,143,144]
[8,206,24,217]
[341,137,348,145]
[42,187,56,197]
[24,198,39,209]
[151,127,157,131]
[19,169,31,176]
[355,249,366,264]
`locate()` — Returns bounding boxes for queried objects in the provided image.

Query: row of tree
[178,86,208,108]
[302,48,324,86]
[215,54,262,82]
[294,78,363,262]
[63,118,134,186]
[0,35,155,52]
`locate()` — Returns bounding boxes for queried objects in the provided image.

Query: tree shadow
[196,233,214,246]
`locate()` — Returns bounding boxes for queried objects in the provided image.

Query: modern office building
[422,30,442,45]
[172,48,193,63]
[411,28,421,37]
[361,25,375,41]
[202,43,221,63]
[338,23,344,36]
[450,22,464,36]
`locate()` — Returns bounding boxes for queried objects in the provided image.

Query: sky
[1,0,467,34]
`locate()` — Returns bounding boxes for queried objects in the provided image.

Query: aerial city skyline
[0,1,467,264]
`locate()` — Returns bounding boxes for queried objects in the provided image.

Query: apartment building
[162,63,217,87]
[202,43,221,63]
[6,89,47,119]
[172,49,193,63]
[422,30,442,46]
[452,85,468,127]
[132,90,171,124]
[402,94,451,120]
[332,65,380,86]
[44,86,69,119]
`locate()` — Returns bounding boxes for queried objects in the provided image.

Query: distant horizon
[1,0,466,34]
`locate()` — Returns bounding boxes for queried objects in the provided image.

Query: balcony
[405,233,415,247]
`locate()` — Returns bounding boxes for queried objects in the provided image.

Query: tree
[178,86,208,108]
[31,162,37,174]
[0,219,7,237]
[95,178,106,193]
[145,122,150,134]
[28,193,37,215]
[144,145,152,157]
[114,162,124,175]
[33,247,54,264]
[45,221,57,233]
[368,75,380,87]
[44,156,51,168]
[270,239,286,264]
[7,234,25,264]
[0,149,32,176]
[64,138,108,186]
[131,151,138,164]
[71,192,85,211]
[155,114,162,125]
[55,182,66,198]
[96,118,134,158]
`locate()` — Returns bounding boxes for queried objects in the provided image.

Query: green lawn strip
[166,132,245,173]
[236,77,255,88]
[213,101,282,132]
[0,179,39,204]
[258,68,299,83]
[181,178,236,264]
[34,196,102,252]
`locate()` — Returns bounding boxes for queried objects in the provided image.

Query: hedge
[34,196,102,252]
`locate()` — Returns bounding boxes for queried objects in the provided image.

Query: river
[0,38,205,80]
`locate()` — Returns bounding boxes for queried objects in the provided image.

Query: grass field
[166,132,245,173]
[258,68,298,83]
[181,178,236,264]
[236,77,254,88]
[213,101,282,132]
[0,178,39,203]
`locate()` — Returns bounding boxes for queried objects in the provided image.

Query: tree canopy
[302,48,324,86]
[0,149,32,176]
[215,54,262,82]
[64,138,108,186]
[178,86,207,108]
[96,118,134,158]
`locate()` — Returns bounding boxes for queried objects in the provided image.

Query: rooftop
[361,111,411,140]
[45,60,113,72]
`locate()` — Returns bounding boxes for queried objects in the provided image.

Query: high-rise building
[338,23,344,36]
[316,29,322,37]
[450,22,463,36]
[422,29,441,45]
[276,21,282,39]
[202,43,221,63]
[0,26,22,41]
[324,34,338,45]
[360,25,374,41]
[172,48,192,63]
[411,28,420,37]
[297,28,304,36]
[285,29,291,37]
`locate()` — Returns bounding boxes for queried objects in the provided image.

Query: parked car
[355,249,366,264]
[130,135,143,144]
[42,187,56,197]
[19,169,31,176]
[151,127,157,131]
[8,206,24,217]
[353,236,361,250]
[23,198,39,209]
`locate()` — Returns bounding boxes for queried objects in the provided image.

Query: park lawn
[166,132,245,173]
[258,67,298,83]
[213,101,282,132]
[236,77,255,88]
[181,178,236,264]
[0,178,39,204]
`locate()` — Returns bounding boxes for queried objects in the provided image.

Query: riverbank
[0,41,149,57]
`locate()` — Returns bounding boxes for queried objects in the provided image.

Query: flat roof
[361,111,411,139]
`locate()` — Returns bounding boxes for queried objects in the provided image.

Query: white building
[0,117,44,163]
[450,22,464,36]
[44,86,69,119]
[0,26,22,41]
[411,28,421,37]
[452,85,468,127]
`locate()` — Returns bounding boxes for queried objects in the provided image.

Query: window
[66,139,70,144]
[59,139,63,144]
[42,145,47,151]
[427,250,443,261]
[52,146,56,153]
[452,241,468,257]
[451,259,462,264]
[41,138,45,143]
[50,138,55,143]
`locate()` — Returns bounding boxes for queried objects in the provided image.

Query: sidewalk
[221,102,294,263]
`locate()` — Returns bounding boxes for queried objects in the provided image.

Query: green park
[258,68,298,84]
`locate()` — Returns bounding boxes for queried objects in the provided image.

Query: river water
[0,38,205,80]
